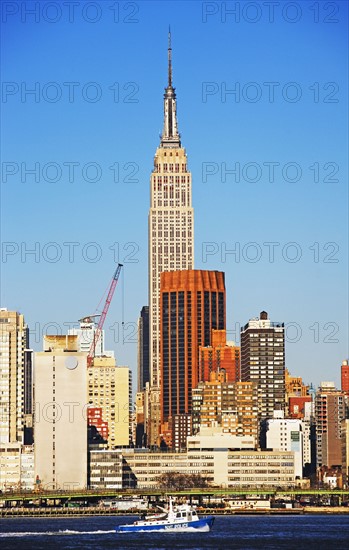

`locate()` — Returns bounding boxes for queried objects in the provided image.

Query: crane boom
[87,263,123,367]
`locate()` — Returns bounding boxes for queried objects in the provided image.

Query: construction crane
[87,263,123,367]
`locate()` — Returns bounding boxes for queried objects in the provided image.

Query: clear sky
[1,0,348,390]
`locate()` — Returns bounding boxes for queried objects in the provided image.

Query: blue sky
[1,0,348,390]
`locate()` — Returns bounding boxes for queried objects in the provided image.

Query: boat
[116,497,214,533]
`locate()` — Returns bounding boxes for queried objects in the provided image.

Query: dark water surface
[1,514,349,549]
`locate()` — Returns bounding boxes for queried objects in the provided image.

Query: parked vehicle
[224,498,271,510]
[100,498,148,511]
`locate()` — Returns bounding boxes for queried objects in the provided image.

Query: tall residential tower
[148,32,194,444]
[241,311,285,423]
[0,308,30,444]
[315,382,346,468]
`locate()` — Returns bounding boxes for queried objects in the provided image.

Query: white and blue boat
[116,497,214,533]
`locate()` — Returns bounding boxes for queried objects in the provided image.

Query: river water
[1,514,348,549]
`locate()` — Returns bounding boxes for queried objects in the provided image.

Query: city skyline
[1,1,348,390]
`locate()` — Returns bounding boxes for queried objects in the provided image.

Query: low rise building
[0,443,34,492]
[187,427,256,452]
[226,450,295,488]
[88,430,295,490]
[0,442,21,491]
[119,430,293,489]
[89,449,123,489]
[20,445,34,491]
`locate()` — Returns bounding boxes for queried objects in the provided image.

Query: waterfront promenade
[1,488,349,517]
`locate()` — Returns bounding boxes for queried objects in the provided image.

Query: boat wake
[0,529,115,538]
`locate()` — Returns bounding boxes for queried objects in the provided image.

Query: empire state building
[148,32,194,444]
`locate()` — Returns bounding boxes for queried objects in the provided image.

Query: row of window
[154,163,187,172]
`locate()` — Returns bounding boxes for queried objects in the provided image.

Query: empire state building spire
[148,29,194,446]
[161,28,181,148]
[168,26,172,88]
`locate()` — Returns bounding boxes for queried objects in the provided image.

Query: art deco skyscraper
[148,32,194,443]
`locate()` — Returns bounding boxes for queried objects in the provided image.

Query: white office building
[34,335,88,490]
[68,318,114,358]
[266,410,304,478]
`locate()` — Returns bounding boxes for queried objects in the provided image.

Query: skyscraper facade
[0,308,29,444]
[137,306,149,392]
[241,311,285,422]
[341,359,349,395]
[193,370,259,441]
[199,329,240,382]
[68,318,106,357]
[265,410,305,479]
[148,33,194,443]
[160,269,225,425]
[34,335,87,490]
[87,356,132,448]
[341,419,349,485]
[315,382,346,468]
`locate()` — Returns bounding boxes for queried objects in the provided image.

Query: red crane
[87,263,123,367]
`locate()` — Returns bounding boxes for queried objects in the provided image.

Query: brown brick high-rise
[160,270,225,424]
[199,329,240,382]
[341,360,349,396]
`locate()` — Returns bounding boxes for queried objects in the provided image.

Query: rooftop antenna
[168,25,172,88]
